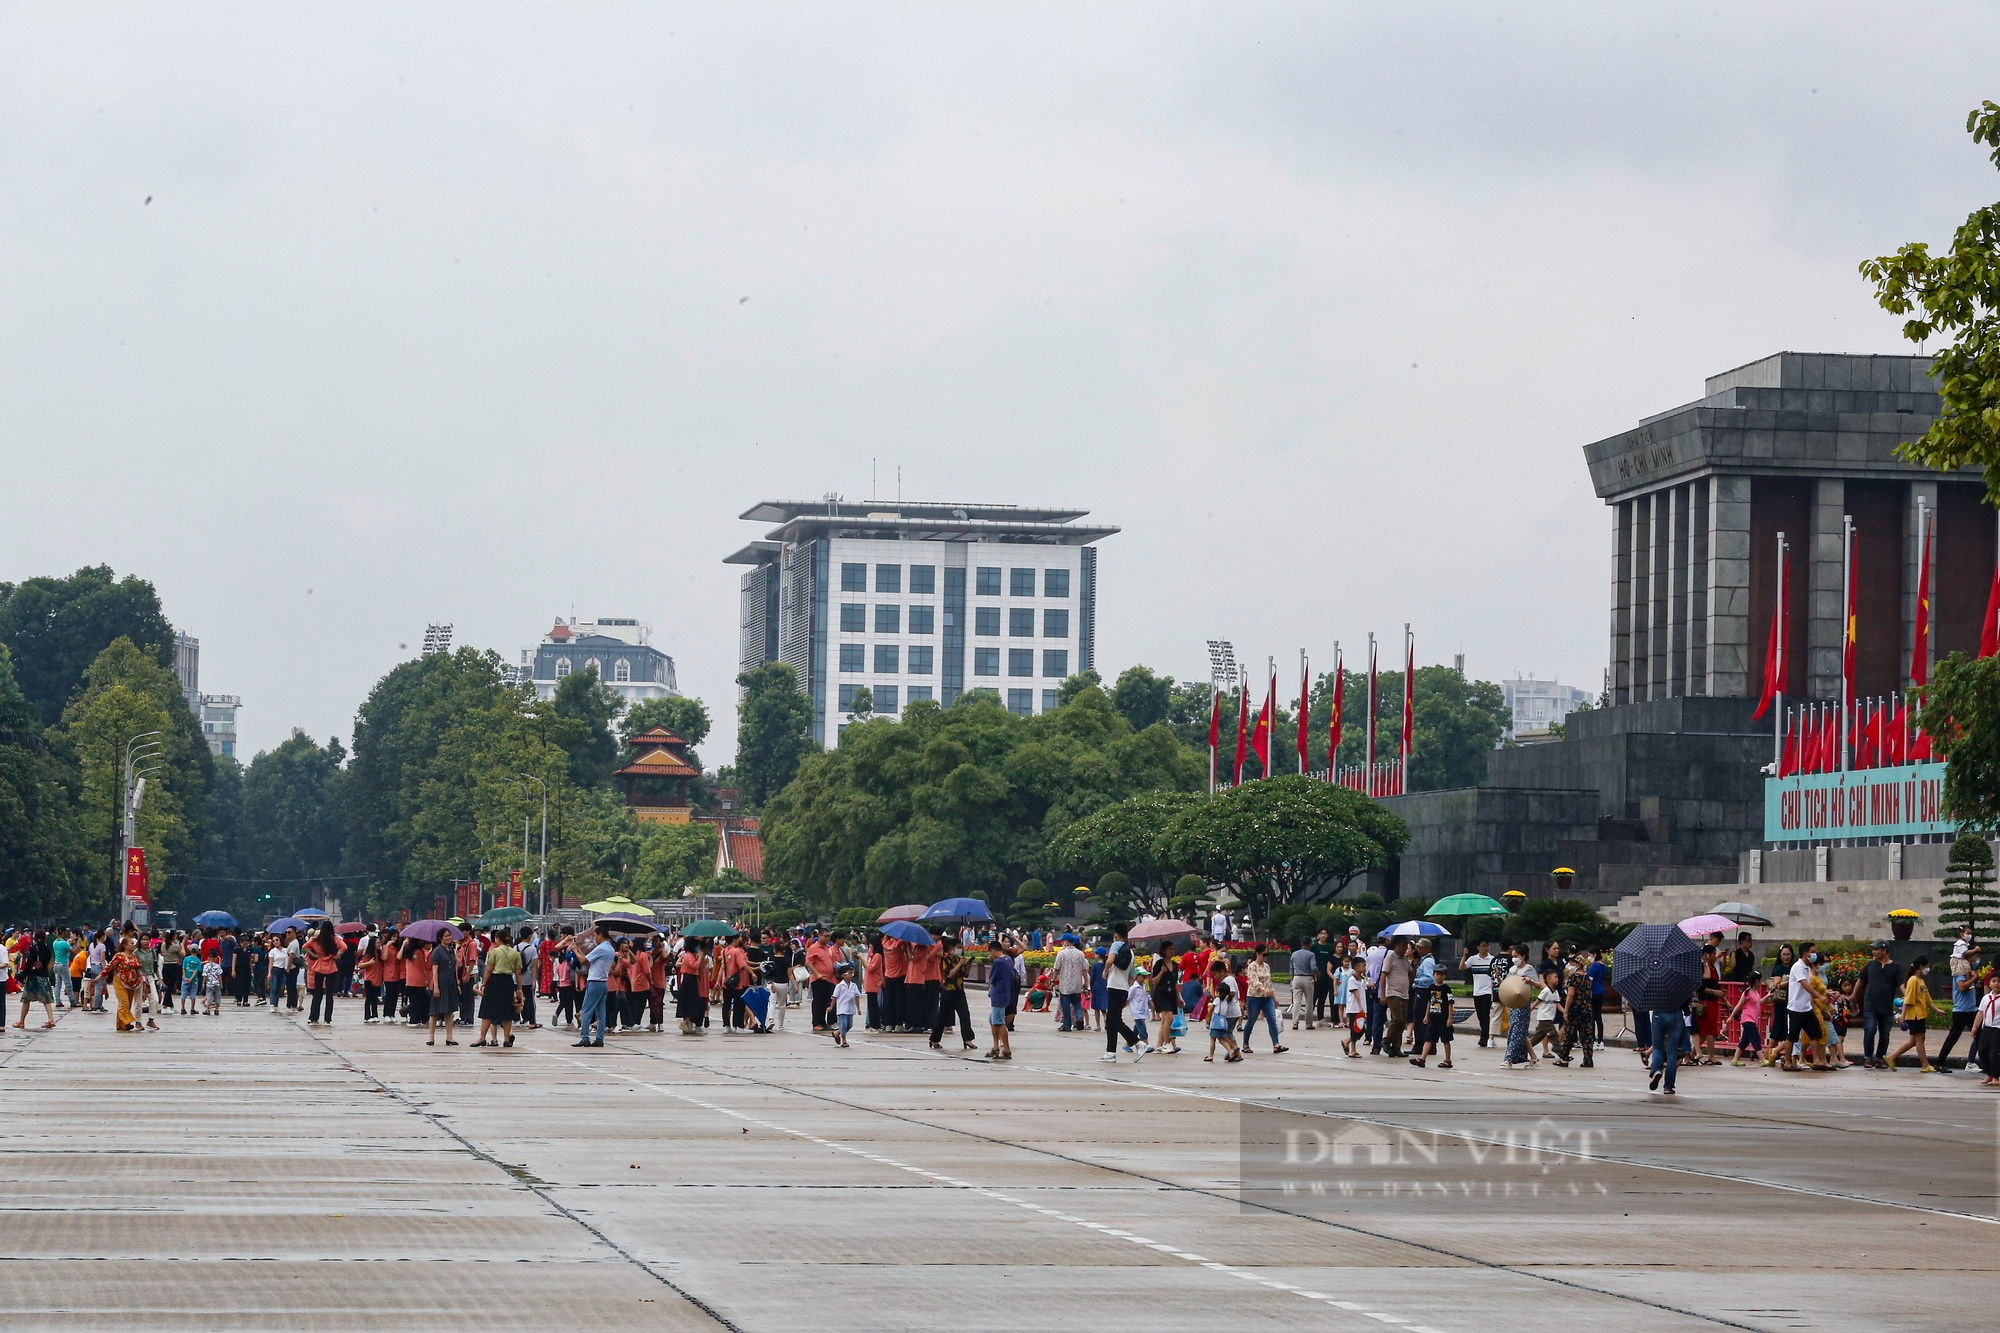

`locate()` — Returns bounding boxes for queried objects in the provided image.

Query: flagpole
[1840,516,1853,774]
[1208,680,1217,795]
[1365,633,1377,796]
[1774,532,1786,770]
[1401,623,1413,796]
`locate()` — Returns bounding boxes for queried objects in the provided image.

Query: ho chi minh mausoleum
[1376,352,1993,934]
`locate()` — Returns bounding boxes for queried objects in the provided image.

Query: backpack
[1111,943,1133,973]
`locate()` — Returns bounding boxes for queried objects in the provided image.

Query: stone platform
[0,998,1992,1329]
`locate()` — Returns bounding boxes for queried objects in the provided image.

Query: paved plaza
[0,1005,1992,1330]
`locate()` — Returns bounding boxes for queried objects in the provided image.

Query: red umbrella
[875,904,929,924]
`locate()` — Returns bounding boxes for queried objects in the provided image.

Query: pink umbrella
[1129,918,1199,943]
[1678,913,1738,938]
[875,904,929,924]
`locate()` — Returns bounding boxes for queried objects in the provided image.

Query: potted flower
[1887,909,1920,942]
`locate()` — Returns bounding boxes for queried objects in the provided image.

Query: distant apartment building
[728,499,1116,747]
[199,695,241,759]
[521,617,680,709]
[172,632,200,708]
[1501,675,1592,740]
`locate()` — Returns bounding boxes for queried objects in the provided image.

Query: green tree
[1920,652,2000,831]
[734,661,817,807]
[237,731,347,893]
[57,637,211,914]
[1406,667,1510,790]
[1043,788,1200,915]
[1094,871,1137,923]
[621,695,711,771]
[1170,873,1209,914]
[1056,669,1103,708]
[551,665,623,788]
[0,566,177,725]
[1861,102,2000,498]
[1110,666,1173,731]
[1937,831,2000,941]
[1158,774,1408,921]
[1512,898,1605,942]
[0,644,97,921]
[631,819,721,899]
[763,683,1203,916]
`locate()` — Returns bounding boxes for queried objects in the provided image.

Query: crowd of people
[5,914,1996,1091]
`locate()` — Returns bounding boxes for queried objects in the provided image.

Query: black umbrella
[1611,923,1703,1013]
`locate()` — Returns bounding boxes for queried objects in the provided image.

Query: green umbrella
[580,895,653,917]
[1426,893,1509,918]
[680,919,735,938]
[473,906,532,929]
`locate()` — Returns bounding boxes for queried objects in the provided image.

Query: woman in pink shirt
[863,939,886,1031]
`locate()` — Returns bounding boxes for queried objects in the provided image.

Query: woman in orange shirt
[400,939,431,1028]
[358,939,385,1023]
[648,938,669,1032]
[379,933,404,1024]
[675,941,705,1035]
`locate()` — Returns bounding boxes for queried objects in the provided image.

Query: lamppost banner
[123,846,150,906]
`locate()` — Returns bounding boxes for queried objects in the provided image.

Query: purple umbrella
[401,918,464,944]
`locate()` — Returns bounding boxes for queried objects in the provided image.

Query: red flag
[1981,564,2000,659]
[1249,671,1274,775]
[1207,686,1221,752]
[1779,710,1800,777]
[1841,531,1857,713]
[1328,650,1344,782]
[1399,630,1414,795]
[1752,597,1783,721]
[1911,519,1932,689]
[1820,707,1841,774]
[1296,658,1311,774]
[1232,682,1249,785]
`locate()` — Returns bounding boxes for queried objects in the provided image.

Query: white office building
[199,695,242,759]
[727,499,1115,747]
[521,617,680,709]
[1501,675,1593,739]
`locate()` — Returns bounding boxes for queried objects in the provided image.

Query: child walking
[1726,973,1765,1066]
[831,964,860,1048]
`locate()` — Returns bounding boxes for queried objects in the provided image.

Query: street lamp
[517,773,549,917]
[119,732,166,924]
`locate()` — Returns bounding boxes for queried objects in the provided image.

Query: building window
[555,657,572,678]
[1009,608,1035,637]
[1008,648,1034,677]
[840,603,866,633]
[1043,608,1069,638]
[838,683,863,710]
[614,659,631,682]
[908,605,935,634]
[907,686,934,704]
[1043,649,1068,678]
[908,645,934,674]
[909,565,936,594]
[842,563,867,592]
[976,566,1001,596]
[1042,689,1059,712]
[975,607,1000,636]
[875,604,901,634]
[1045,568,1071,597]
[1010,568,1036,597]
[876,564,901,594]
[875,685,899,712]
[974,647,1000,676]
[839,643,865,672]
[874,644,899,673]
[1007,689,1034,716]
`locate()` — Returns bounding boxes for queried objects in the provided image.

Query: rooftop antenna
[897,465,902,503]
[872,457,877,501]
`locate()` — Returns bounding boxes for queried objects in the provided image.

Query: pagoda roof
[628,726,688,746]
[615,747,700,779]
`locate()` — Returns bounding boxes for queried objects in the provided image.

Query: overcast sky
[5,3,1998,761]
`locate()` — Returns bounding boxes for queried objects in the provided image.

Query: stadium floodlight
[422,623,455,656]
[1206,639,1239,689]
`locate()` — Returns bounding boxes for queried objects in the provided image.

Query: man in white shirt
[517,931,541,1030]
[1053,937,1087,1032]
[1466,941,1496,1047]
[1788,945,1826,1056]
[575,926,615,1048]
[1210,909,1230,944]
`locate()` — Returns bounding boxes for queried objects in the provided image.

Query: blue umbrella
[880,921,936,946]
[920,897,992,925]
[1611,923,1703,1013]
[1377,919,1451,939]
[193,910,237,929]
[266,917,310,934]
[292,907,330,919]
